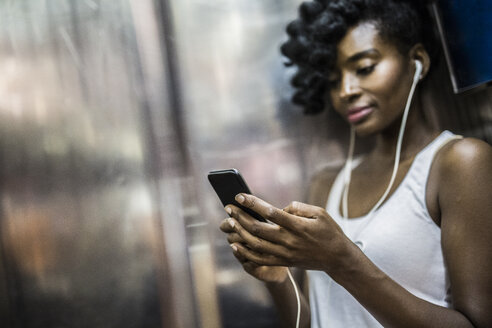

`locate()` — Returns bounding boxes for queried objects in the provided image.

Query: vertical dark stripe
[152,0,190,176]
[125,1,188,327]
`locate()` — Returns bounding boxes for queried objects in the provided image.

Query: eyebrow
[346,48,380,63]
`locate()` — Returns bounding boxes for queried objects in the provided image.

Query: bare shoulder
[432,137,492,216]
[435,137,492,177]
[307,164,343,207]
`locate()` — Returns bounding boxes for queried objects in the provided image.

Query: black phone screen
[208,169,266,222]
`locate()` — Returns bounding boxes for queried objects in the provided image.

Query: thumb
[283,201,324,219]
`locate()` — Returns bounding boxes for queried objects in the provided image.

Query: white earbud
[414,59,423,82]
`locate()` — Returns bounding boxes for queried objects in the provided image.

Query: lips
[347,106,374,124]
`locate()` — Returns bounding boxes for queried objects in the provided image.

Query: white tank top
[308,131,460,328]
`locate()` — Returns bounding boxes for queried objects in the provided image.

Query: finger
[225,205,285,243]
[227,232,244,244]
[231,243,289,266]
[228,221,290,258]
[234,194,306,231]
[283,201,325,219]
[219,218,235,233]
[232,246,248,263]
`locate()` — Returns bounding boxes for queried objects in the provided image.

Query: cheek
[328,90,343,114]
[370,62,410,107]
[373,65,404,93]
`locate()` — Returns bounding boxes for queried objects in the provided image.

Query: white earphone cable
[287,268,301,328]
[366,60,422,216]
[342,127,356,218]
[342,60,423,219]
[289,61,422,328]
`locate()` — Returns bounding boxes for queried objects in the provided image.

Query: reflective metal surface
[0,1,194,327]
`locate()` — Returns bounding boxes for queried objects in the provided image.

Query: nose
[339,74,361,102]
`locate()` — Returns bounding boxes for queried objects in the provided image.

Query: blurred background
[0,1,490,327]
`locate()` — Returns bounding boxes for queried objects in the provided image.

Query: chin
[352,120,381,137]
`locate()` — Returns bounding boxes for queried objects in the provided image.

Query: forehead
[336,21,398,62]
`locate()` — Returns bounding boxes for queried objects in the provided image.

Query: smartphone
[208,168,266,222]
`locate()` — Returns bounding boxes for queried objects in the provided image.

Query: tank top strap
[404,130,463,207]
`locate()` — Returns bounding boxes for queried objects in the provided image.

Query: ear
[409,43,431,80]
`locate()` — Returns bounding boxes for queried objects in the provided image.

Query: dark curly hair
[280,0,439,114]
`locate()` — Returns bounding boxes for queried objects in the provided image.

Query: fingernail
[235,194,245,204]
[225,207,232,215]
[230,244,237,252]
[228,218,235,228]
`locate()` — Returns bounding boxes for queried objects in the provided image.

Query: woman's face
[328,22,416,136]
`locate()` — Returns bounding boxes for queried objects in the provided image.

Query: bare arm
[437,138,492,326]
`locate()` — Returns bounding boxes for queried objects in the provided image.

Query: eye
[356,64,376,76]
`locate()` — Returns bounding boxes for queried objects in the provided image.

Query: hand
[220,216,289,283]
[225,194,356,276]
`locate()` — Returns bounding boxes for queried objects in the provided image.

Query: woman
[220,0,492,327]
